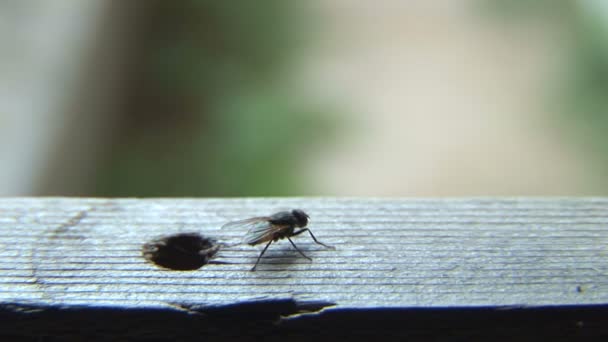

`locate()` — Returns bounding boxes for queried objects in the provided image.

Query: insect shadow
[221,209,335,271]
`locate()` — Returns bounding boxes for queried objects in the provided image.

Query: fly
[222,209,334,271]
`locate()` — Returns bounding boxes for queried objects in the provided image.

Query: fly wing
[243,221,288,245]
[221,217,270,230]
[221,216,287,245]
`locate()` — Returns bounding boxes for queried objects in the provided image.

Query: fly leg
[287,237,312,261]
[292,228,335,249]
[251,240,273,271]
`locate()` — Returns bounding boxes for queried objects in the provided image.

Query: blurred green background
[1,1,608,197]
[94,1,339,196]
[487,0,608,190]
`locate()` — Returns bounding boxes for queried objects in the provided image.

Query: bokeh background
[1,0,608,197]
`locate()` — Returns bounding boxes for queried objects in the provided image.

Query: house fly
[222,209,334,271]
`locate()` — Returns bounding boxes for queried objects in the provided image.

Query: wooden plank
[1,197,607,339]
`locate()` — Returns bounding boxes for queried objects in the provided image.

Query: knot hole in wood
[142,233,220,270]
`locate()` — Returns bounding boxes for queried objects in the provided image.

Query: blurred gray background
[1,0,608,197]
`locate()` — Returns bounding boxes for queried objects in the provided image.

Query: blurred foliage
[484,0,608,187]
[479,0,572,20]
[560,3,608,174]
[95,1,340,197]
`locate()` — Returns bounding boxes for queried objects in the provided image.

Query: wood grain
[1,197,607,313]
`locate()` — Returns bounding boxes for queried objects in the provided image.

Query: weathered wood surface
[1,197,607,339]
